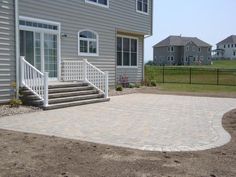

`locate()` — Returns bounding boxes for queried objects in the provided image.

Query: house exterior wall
[154,44,212,66]
[216,44,236,59]
[116,34,144,84]
[18,0,153,86]
[0,0,16,103]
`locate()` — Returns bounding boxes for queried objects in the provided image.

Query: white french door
[20,30,58,80]
[19,16,61,80]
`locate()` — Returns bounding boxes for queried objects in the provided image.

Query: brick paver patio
[0,94,235,151]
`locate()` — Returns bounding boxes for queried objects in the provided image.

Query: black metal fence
[145,66,236,86]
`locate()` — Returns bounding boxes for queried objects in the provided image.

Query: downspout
[15,0,19,98]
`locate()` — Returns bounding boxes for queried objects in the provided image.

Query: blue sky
[144,0,236,62]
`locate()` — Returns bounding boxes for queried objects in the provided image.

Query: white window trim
[136,0,149,15]
[116,35,139,68]
[85,0,109,8]
[19,16,61,80]
[78,29,99,57]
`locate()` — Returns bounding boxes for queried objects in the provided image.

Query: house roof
[153,35,211,48]
[217,35,236,45]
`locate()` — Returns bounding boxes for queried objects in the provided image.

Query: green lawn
[210,60,236,69]
[157,83,236,93]
[145,60,236,86]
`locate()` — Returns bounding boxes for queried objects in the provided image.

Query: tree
[145,60,155,66]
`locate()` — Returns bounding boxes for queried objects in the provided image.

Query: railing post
[189,67,192,84]
[105,71,109,98]
[83,59,87,82]
[20,56,25,86]
[162,66,165,83]
[44,72,49,107]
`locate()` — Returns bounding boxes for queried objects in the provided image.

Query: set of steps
[21,82,110,110]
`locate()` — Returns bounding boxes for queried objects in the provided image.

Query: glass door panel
[34,32,41,71]
[44,33,58,78]
[20,30,34,65]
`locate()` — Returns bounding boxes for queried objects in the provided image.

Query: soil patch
[0,109,236,177]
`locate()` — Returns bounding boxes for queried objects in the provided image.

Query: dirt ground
[0,108,236,177]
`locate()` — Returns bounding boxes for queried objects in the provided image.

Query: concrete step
[49,86,94,94]
[49,93,104,104]
[44,98,110,110]
[49,90,99,99]
[48,82,88,89]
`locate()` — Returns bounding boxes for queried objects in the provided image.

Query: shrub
[119,75,129,88]
[150,80,157,87]
[9,99,22,108]
[129,83,135,88]
[116,85,123,92]
[135,83,141,88]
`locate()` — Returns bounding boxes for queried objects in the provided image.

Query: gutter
[15,0,19,98]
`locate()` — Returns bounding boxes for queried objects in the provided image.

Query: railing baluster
[61,60,109,97]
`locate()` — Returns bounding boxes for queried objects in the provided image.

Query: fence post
[83,59,87,82]
[189,67,192,84]
[43,72,49,107]
[162,66,165,83]
[105,71,109,98]
[217,69,219,85]
[20,56,25,86]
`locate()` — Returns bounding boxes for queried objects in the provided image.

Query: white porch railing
[62,59,109,98]
[20,56,48,107]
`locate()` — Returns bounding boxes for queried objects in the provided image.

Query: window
[167,56,170,61]
[117,36,138,67]
[186,46,189,51]
[19,20,58,30]
[137,0,148,14]
[198,48,201,52]
[171,56,174,61]
[232,44,234,48]
[224,45,226,48]
[168,46,174,52]
[208,47,211,52]
[235,44,236,48]
[234,51,236,56]
[228,44,230,48]
[78,30,98,56]
[85,0,109,7]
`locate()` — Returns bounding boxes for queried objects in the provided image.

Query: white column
[105,71,109,98]
[43,72,49,107]
[20,56,25,86]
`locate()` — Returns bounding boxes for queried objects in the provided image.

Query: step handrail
[61,59,109,98]
[20,56,48,106]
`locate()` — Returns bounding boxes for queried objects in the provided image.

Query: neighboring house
[0,0,153,107]
[153,35,212,66]
[213,35,236,60]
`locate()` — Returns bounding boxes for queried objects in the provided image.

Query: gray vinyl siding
[18,0,153,86]
[154,45,212,66]
[0,0,15,103]
[116,36,144,84]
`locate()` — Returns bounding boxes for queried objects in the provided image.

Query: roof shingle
[153,35,211,47]
[217,35,236,45]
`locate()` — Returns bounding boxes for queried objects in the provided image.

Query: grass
[157,83,236,93]
[145,60,236,86]
[210,60,236,69]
